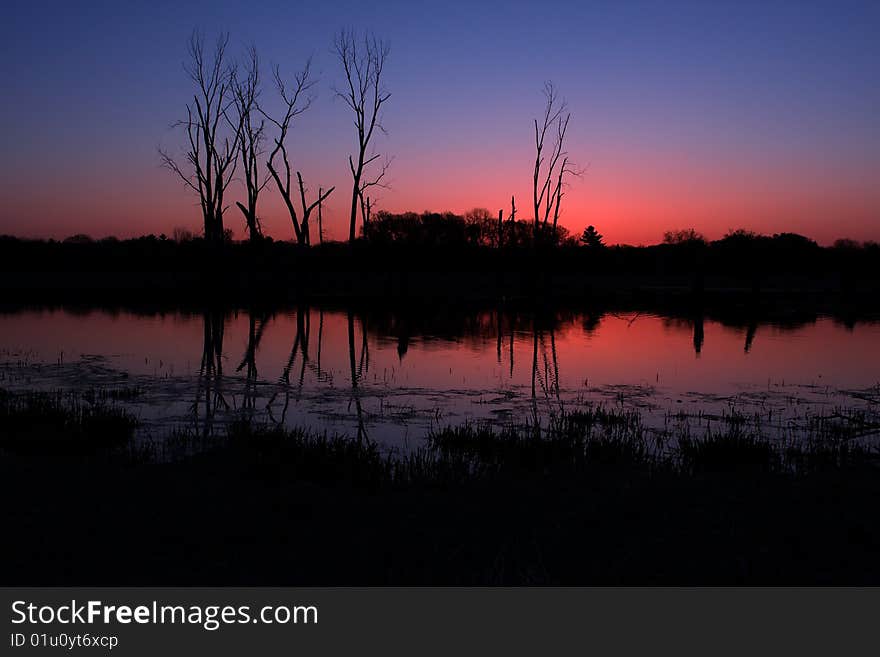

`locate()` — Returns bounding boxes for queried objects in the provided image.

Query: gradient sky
[2,0,878,245]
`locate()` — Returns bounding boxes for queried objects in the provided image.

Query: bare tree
[228,46,269,242]
[357,155,390,229]
[263,61,335,245]
[498,209,504,248]
[550,155,573,230]
[160,31,240,242]
[550,158,584,231]
[317,188,325,244]
[532,82,580,241]
[504,195,517,247]
[333,30,391,243]
[359,195,372,228]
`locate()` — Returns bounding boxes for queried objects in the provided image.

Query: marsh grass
[426,407,652,475]
[678,429,780,474]
[222,419,396,488]
[425,403,877,479]
[1,385,876,481]
[339,401,868,487]
[3,391,879,584]
[0,388,137,455]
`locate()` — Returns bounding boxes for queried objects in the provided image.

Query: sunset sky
[2,0,878,245]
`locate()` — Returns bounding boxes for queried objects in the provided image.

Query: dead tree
[229,46,269,242]
[317,188,325,244]
[299,172,335,245]
[360,196,371,228]
[498,209,504,248]
[263,61,334,245]
[532,82,579,241]
[333,30,391,243]
[550,156,567,229]
[550,156,584,231]
[160,31,240,242]
[505,195,517,247]
[358,193,379,231]
[357,158,390,232]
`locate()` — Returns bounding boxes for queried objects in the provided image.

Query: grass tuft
[0,388,138,455]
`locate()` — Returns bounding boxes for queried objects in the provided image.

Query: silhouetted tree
[722,228,760,243]
[172,226,195,242]
[333,30,391,243]
[663,228,707,245]
[359,194,375,229]
[263,61,335,245]
[63,234,93,244]
[833,238,861,250]
[464,208,498,247]
[160,31,240,243]
[317,188,326,244]
[532,82,580,240]
[229,46,269,242]
[364,211,472,246]
[580,225,605,248]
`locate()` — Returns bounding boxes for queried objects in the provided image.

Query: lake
[2,304,878,448]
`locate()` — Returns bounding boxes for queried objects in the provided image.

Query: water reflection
[268,306,312,425]
[693,312,704,356]
[194,310,228,436]
[347,310,369,441]
[1,303,878,445]
[238,310,270,413]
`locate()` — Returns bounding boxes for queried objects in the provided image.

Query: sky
[1,0,878,245]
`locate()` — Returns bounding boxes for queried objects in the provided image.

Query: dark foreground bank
[1,390,879,584]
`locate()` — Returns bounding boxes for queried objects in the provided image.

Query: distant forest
[2,216,877,285]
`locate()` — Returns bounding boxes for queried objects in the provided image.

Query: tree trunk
[498,209,503,248]
[348,180,360,243]
[318,188,324,245]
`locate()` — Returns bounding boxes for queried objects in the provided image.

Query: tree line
[159,30,583,247]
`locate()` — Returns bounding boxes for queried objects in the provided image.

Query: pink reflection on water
[2,307,878,443]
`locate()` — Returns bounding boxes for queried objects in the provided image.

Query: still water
[2,305,878,445]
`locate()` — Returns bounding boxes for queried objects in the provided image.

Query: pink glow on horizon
[3,140,878,246]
